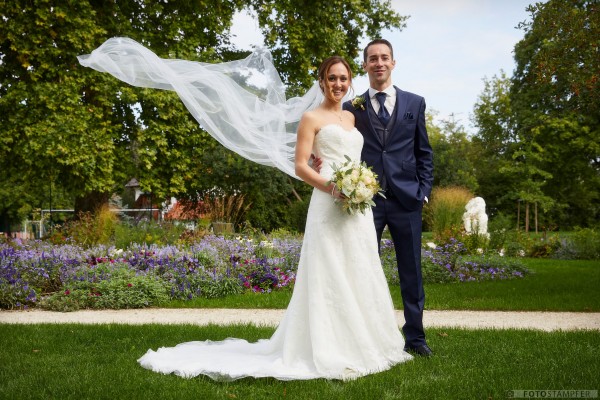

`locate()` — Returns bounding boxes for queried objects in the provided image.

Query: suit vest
[367,97,398,146]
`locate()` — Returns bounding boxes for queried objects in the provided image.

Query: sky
[231,0,536,133]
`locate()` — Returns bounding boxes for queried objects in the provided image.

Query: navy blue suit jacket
[344,87,434,211]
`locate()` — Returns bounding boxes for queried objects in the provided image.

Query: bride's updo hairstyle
[317,56,352,93]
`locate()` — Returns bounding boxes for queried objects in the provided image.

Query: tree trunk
[0,212,12,237]
[74,191,110,217]
[525,202,530,233]
[516,200,520,231]
[535,202,538,234]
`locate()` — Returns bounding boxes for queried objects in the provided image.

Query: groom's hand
[309,154,323,173]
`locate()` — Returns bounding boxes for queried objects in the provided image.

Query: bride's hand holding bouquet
[327,156,385,215]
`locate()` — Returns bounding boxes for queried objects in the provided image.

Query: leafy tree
[474,73,556,231]
[471,73,519,218]
[1,0,405,231]
[253,0,407,95]
[0,0,243,222]
[427,112,478,192]
[473,1,599,229]
[511,0,600,228]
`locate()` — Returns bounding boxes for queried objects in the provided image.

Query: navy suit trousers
[373,193,426,348]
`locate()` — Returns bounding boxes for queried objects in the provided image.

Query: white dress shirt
[368,85,396,115]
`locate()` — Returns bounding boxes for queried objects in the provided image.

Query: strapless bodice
[314,124,363,178]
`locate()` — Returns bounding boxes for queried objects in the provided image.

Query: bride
[79,39,412,380]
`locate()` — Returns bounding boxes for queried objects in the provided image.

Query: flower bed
[0,236,301,311]
[382,238,529,285]
[1,235,527,311]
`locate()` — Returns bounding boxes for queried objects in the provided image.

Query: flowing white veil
[77,37,326,179]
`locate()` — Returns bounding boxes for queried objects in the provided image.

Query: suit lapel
[395,86,408,118]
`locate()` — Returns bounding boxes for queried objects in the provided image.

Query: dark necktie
[375,92,390,126]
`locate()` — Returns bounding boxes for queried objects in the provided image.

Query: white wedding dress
[138,124,412,380]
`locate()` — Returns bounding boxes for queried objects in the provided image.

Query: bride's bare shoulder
[301,109,326,123]
[299,109,327,132]
[297,111,320,138]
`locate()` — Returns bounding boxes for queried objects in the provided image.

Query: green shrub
[284,199,310,233]
[421,256,455,283]
[453,254,528,281]
[40,287,91,312]
[384,244,527,284]
[40,266,169,312]
[268,228,301,240]
[461,233,490,255]
[555,228,600,260]
[487,213,514,251]
[198,277,243,299]
[527,235,560,258]
[0,281,38,309]
[114,220,186,248]
[503,238,527,257]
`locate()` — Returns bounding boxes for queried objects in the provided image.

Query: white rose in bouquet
[353,183,372,203]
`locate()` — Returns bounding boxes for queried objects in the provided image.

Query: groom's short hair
[363,39,394,61]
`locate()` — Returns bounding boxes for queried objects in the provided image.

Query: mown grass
[0,324,598,400]
[161,259,600,312]
[424,258,600,311]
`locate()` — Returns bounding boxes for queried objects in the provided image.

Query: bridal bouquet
[328,156,385,215]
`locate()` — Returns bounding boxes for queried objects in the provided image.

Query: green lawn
[1,324,598,400]
[162,258,600,312]
[2,258,598,399]
[424,258,600,311]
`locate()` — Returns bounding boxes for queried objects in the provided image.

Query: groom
[343,39,434,356]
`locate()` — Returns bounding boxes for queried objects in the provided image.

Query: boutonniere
[351,95,366,110]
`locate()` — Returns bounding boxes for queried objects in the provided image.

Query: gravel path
[2,309,599,332]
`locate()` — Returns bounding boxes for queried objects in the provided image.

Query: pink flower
[64,290,71,295]
[127,283,133,287]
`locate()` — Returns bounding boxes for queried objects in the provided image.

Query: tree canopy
[472,0,599,228]
[0,0,405,231]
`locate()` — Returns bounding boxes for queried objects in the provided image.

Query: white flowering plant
[327,155,385,215]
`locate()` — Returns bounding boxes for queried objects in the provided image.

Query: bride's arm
[295,113,336,195]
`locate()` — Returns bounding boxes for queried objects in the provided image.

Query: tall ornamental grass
[425,186,473,243]
[46,205,119,247]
